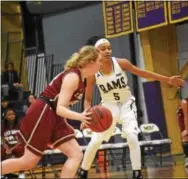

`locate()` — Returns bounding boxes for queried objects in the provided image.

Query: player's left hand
[168,75,185,88]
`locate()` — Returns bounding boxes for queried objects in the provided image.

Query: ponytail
[64,52,80,69]
[64,46,98,69]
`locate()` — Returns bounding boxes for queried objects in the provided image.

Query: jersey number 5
[113,93,120,100]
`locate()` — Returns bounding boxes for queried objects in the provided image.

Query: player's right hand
[80,107,92,127]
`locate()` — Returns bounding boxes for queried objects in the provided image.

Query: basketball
[85,105,113,132]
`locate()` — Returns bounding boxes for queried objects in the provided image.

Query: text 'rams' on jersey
[95,57,132,103]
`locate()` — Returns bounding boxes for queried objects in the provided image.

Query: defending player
[78,38,185,179]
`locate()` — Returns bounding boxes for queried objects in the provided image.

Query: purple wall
[143,81,168,138]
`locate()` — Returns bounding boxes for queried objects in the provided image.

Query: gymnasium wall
[42,3,134,93]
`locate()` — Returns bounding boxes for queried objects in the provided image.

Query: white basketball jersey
[95,57,132,103]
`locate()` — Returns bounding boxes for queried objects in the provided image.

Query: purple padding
[143,81,168,138]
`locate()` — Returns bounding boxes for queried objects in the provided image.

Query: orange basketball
[86,105,113,132]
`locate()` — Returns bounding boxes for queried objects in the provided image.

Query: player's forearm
[84,99,92,110]
[131,67,170,83]
[139,70,170,83]
[56,106,82,121]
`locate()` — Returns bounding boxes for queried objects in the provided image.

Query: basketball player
[177,97,188,168]
[2,46,102,178]
[78,38,185,179]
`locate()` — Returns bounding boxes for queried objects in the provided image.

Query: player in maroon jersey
[177,97,188,168]
[2,45,102,178]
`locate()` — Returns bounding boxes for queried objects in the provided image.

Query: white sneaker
[18,172,25,179]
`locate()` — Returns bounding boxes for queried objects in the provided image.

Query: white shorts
[91,96,140,142]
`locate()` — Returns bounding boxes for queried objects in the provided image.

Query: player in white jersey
[77,38,185,179]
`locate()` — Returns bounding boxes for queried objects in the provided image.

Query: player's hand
[80,122,85,130]
[181,130,188,138]
[5,148,12,155]
[168,75,185,88]
[80,107,92,127]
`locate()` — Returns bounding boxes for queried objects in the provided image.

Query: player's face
[86,54,102,75]
[97,42,112,61]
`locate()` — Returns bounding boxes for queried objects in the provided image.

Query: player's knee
[126,132,139,149]
[18,152,40,170]
[77,149,83,161]
[73,149,83,163]
[90,138,103,148]
[19,156,38,170]
[67,147,83,162]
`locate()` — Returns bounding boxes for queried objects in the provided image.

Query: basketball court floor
[20,154,187,178]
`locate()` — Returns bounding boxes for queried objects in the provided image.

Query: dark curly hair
[85,36,104,46]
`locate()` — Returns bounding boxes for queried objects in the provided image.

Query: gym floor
[22,154,188,178]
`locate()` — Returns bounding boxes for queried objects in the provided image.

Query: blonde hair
[64,46,98,69]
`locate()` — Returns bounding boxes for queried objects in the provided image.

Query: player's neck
[100,59,113,75]
[78,68,87,81]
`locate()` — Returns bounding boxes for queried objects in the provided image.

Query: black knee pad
[182,142,188,157]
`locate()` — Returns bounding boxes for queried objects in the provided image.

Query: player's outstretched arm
[56,73,91,122]
[117,58,185,88]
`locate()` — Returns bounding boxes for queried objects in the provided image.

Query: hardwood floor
[21,154,188,178]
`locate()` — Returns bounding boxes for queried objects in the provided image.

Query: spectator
[28,94,37,106]
[1,108,25,178]
[23,94,37,113]
[177,97,188,168]
[1,62,24,101]
[1,97,11,119]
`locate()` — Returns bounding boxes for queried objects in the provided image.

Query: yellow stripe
[102,0,108,39]
[135,1,168,32]
[168,1,188,24]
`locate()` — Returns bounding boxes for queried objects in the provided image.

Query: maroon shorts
[18,99,75,156]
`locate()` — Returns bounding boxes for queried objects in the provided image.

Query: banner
[102,1,133,38]
[135,1,168,32]
[168,1,188,24]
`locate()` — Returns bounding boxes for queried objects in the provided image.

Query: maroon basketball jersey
[40,68,85,105]
[177,98,188,132]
